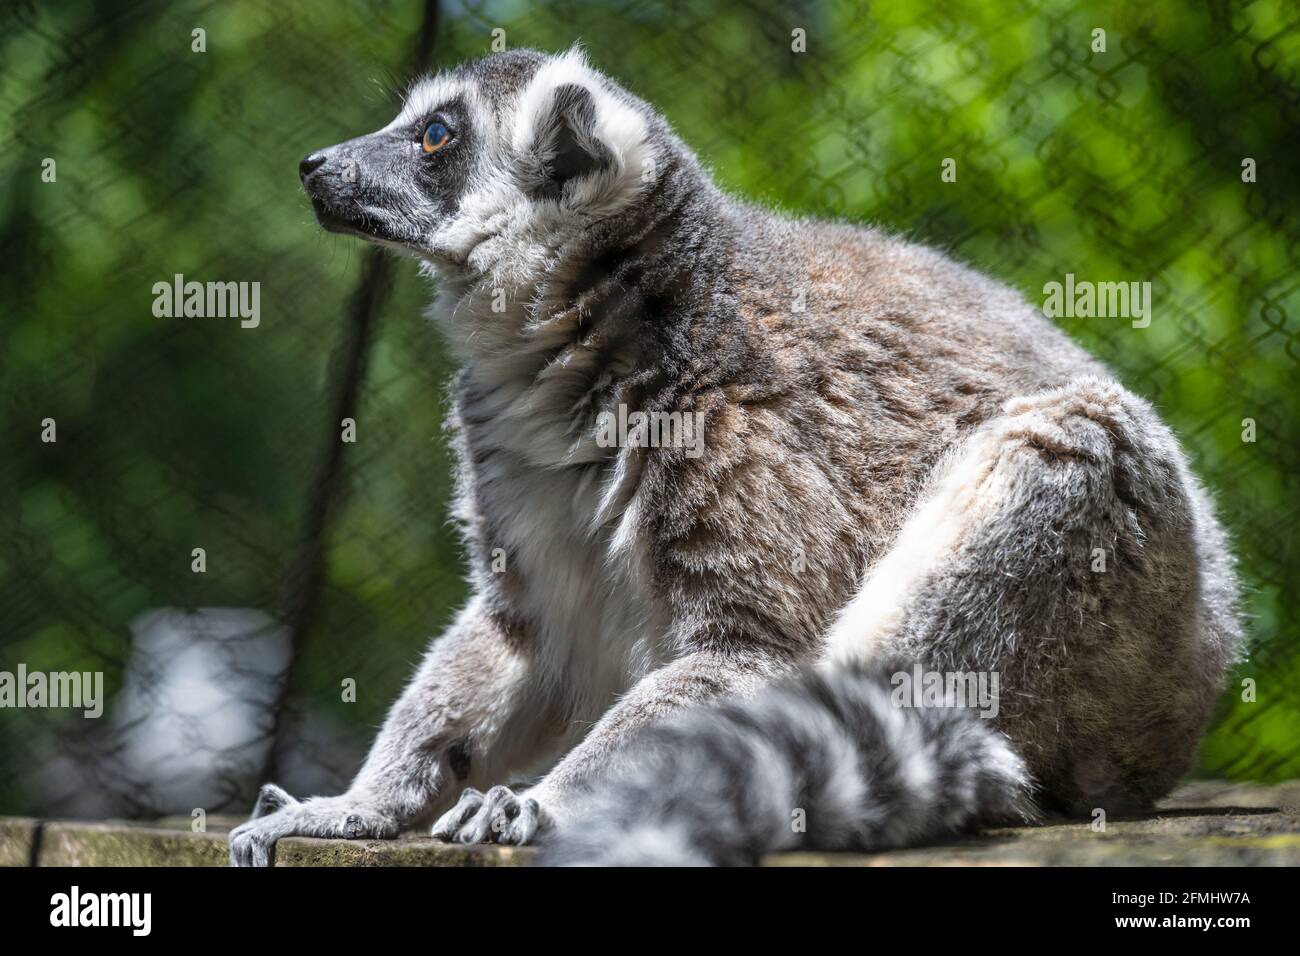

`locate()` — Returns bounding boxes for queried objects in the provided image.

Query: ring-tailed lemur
[229,47,1242,866]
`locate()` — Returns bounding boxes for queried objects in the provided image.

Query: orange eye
[422,122,451,154]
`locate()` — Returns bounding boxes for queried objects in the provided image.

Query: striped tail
[538,663,1036,866]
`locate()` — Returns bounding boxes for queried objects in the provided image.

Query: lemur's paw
[431,784,545,846]
[250,782,296,817]
[228,788,398,867]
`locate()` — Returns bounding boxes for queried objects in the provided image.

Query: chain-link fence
[1,0,1297,820]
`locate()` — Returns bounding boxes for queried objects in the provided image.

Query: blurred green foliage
[0,0,1296,813]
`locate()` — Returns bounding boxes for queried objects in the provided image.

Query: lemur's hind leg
[826,376,1225,816]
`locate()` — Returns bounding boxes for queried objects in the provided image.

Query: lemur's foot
[228,784,399,867]
[431,784,546,846]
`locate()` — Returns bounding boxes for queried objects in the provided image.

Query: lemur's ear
[513,50,653,209]
[530,83,611,199]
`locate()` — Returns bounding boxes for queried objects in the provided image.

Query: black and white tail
[538,664,1037,866]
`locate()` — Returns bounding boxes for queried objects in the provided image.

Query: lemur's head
[299,48,670,278]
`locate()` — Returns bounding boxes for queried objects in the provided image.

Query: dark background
[1,0,1297,818]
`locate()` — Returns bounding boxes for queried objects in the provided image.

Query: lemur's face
[299,48,657,275]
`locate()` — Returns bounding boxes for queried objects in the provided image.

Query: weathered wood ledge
[3,781,1297,867]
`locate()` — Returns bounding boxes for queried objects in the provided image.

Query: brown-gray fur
[229,48,1242,866]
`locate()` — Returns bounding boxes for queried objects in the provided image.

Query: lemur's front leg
[431,649,791,846]
[229,598,552,866]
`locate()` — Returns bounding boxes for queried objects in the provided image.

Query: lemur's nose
[299,152,327,182]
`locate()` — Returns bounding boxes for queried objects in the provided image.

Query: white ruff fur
[422,50,669,721]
